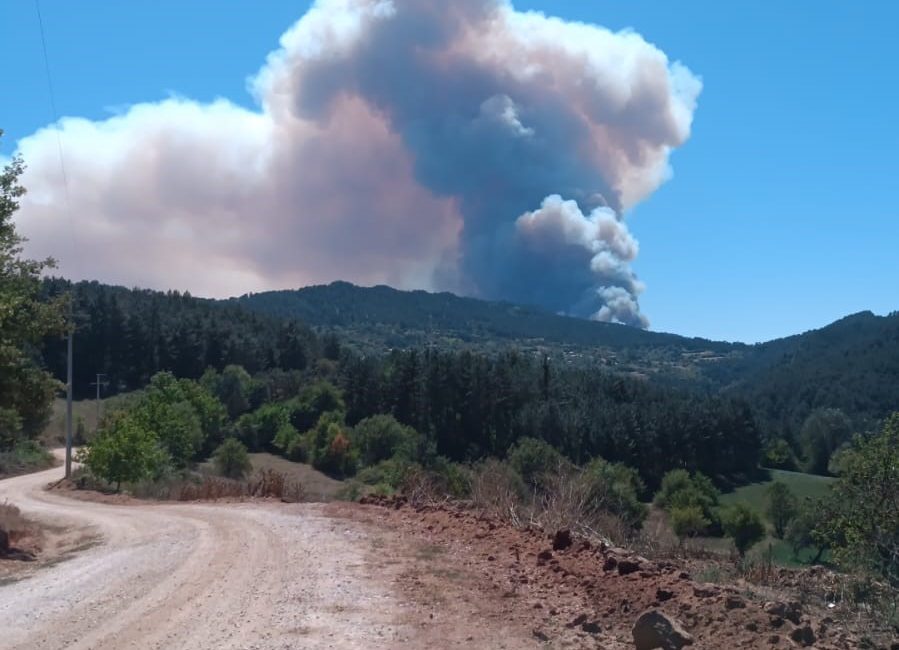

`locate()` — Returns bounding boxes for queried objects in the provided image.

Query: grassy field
[720,468,835,515]
[40,395,133,447]
[714,469,836,566]
[247,453,345,501]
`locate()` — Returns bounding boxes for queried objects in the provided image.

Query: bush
[307,412,356,477]
[77,414,168,491]
[582,457,648,529]
[507,437,568,490]
[654,469,721,533]
[0,440,54,478]
[272,423,304,461]
[470,458,526,520]
[721,503,766,556]
[213,438,252,479]
[237,402,291,452]
[670,505,711,541]
[816,413,899,585]
[288,381,345,432]
[0,501,29,553]
[351,414,421,467]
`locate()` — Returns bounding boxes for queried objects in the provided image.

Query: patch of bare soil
[0,501,98,585]
[353,496,884,650]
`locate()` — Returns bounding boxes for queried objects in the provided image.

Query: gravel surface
[0,464,414,650]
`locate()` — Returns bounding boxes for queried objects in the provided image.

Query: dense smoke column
[12,0,700,327]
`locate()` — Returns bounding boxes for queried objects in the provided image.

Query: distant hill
[228,281,745,386]
[40,278,899,442]
[230,282,899,438]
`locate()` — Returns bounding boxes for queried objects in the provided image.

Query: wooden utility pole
[65,323,73,479]
[90,373,108,428]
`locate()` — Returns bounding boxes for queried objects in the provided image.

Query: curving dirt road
[0,463,482,650]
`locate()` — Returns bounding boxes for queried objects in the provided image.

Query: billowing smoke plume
[11,0,700,326]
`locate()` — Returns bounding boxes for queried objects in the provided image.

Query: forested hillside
[234,282,899,443]
[39,279,322,399]
[722,311,899,440]
[35,279,899,468]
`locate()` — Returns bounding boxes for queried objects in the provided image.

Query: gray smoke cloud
[11,0,700,326]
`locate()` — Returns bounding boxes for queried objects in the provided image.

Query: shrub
[0,501,29,553]
[236,402,291,452]
[307,412,356,477]
[351,414,421,467]
[0,440,54,477]
[816,413,899,585]
[507,437,568,490]
[670,505,711,541]
[272,423,304,460]
[77,414,168,491]
[213,438,252,479]
[582,457,648,529]
[654,469,721,533]
[288,381,345,432]
[470,458,526,521]
[721,503,766,556]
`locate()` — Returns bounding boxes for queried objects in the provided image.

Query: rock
[724,595,746,610]
[581,620,602,635]
[552,529,573,551]
[632,609,694,650]
[764,601,802,625]
[692,586,717,598]
[617,559,641,575]
[656,588,675,602]
[789,624,816,647]
[603,556,618,571]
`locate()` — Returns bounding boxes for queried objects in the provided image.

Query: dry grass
[467,460,633,548]
[0,502,30,554]
[131,469,305,503]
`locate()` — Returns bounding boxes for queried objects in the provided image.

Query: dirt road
[0,465,539,650]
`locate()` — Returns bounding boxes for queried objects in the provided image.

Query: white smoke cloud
[12,0,700,325]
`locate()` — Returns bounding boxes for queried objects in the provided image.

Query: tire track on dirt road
[0,464,414,649]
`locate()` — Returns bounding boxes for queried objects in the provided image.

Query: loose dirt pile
[357,495,883,649]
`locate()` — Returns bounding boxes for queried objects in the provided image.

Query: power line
[34,0,78,477]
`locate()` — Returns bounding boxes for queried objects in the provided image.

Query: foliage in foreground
[0,131,66,450]
[816,412,899,586]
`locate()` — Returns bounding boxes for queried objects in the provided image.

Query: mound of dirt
[358,495,876,649]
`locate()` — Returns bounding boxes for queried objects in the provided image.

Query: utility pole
[65,321,74,479]
[90,373,108,428]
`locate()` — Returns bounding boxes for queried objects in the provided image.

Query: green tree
[817,413,899,584]
[766,481,798,538]
[0,131,66,448]
[670,505,711,542]
[212,437,252,479]
[763,438,795,470]
[77,414,167,491]
[131,372,204,467]
[307,411,356,477]
[582,457,648,529]
[507,437,567,490]
[721,503,766,556]
[799,408,853,475]
[351,414,421,467]
[654,469,721,531]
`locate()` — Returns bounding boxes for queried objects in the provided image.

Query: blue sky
[2,1,897,343]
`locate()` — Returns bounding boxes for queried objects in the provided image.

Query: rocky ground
[351,495,898,649]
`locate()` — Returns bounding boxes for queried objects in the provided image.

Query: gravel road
[0,464,415,650]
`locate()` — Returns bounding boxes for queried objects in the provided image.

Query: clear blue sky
[2,1,897,343]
